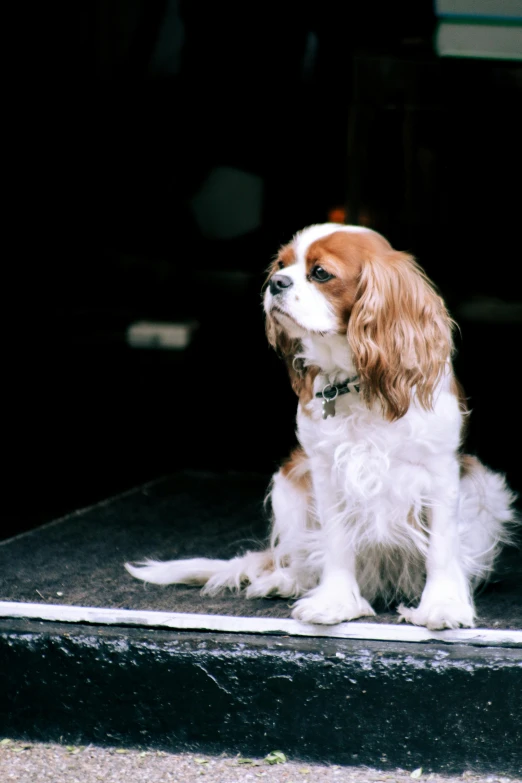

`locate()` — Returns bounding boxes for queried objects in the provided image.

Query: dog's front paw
[397,600,475,631]
[292,590,375,625]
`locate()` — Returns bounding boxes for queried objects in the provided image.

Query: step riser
[1,620,521,775]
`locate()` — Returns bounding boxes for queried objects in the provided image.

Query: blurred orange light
[327,206,347,224]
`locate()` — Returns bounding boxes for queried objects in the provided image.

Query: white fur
[126,224,517,630]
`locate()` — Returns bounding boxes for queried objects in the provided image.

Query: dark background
[5,0,521,539]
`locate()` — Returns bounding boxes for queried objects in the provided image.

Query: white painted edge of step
[1,601,521,648]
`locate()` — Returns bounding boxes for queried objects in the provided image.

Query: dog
[126,223,517,630]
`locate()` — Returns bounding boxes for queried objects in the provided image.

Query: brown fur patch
[281,446,311,492]
[279,244,297,267]
[294,364,320,410]
[264,244,297,290]
[266,244,296,276]
[460,453,480,479]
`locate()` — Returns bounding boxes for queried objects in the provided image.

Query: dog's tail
[125,550,274,596]
[459,455,519,583]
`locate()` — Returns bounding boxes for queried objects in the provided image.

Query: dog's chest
[297,393,441,505]
[299,394,402,461]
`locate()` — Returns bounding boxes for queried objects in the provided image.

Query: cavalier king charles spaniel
[126,223,517,630]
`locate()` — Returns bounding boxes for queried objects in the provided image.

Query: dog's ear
[347,251,454,421]
[265,314,318,404]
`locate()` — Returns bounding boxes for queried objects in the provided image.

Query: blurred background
[5,0,522,538]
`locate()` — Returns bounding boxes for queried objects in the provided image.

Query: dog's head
[264,224,455,421]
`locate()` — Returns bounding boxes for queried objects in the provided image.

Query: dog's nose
[269,274,293,296]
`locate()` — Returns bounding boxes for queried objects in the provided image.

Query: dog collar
[315,376,360,419]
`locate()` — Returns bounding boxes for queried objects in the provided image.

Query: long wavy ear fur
[348,251,454,421]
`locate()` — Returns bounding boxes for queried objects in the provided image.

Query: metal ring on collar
[321,384,338,401]
[292,357,304,375]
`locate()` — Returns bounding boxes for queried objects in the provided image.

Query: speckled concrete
[1,741,521,783]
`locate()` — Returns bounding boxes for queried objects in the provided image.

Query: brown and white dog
[126,223,516,630]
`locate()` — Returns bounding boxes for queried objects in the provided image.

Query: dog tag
[322,397,336,419]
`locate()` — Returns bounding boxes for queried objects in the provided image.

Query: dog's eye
[277,260,285,270]
[310,265,333,282]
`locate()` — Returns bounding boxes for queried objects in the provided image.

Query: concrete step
[1,472,521,775]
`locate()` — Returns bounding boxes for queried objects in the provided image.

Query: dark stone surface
[1,619,521,774]
[1,472,521,628]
